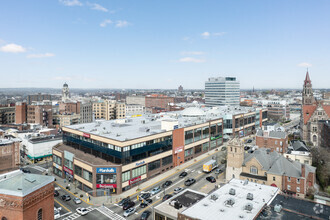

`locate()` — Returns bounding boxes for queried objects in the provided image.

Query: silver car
[174,187,184,194]
[73,197,82,204]
[123,207,136,217]
[150,186,161,195]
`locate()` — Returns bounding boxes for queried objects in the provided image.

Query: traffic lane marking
[55,198,71,213]
[125,146,224,199]
[137,191,174,214]
[55,182,93,206]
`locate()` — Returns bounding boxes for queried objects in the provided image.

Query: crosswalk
[97,206,126,220]
[61,207,94,220]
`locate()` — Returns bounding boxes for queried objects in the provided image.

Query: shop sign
[83,133,90,138]
[63,166,73,175]
[173,125,179,130]
[129,176,141,185]
[135,160,145,167]
[175,146,183,154]
[96,184,117,189]
[96,167,116,174]
[210,135,222,141]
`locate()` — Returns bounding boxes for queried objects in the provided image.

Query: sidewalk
[53,143,230,206]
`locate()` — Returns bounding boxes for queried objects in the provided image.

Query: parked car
[54,207,61,219]
[221,146,227,151]
[123,201,135,210]
[174,187,184,194]
[76,207,88,216]
[246,139,253,144]
[162,194,173,201]
[150,186,161,195]
[179,171,188,178]
[140,199,152,208]
[54,190,59,197]
[139,192,151,201]
[206,176,216,183]
[184,178,196,186]
[73,197,82,204]
[61,195,71,201]
[215,168,223,174]
[244,146,250,151]
[140,210,151,220]
[118,197,131,206]
[162,180,173,188]
[123,207,136,217]
[20,168,31,173]
[221,159,227,164]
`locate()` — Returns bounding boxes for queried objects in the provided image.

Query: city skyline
[1,0,330,89]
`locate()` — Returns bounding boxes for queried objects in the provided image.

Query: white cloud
[115,20,130,28]
[213,32,226,36]
[88,3,108,12]
[27,53,55,58]
[178,57,205,63]
[100,19,112,27]
[0,43,26,53]
[297,62,312,67]
[59,0,83,6]
[201,32,210,39]
[181,51,204,55]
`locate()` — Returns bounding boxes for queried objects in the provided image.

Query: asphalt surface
[107,149,227,220]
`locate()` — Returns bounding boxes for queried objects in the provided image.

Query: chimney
[301,164,305,178]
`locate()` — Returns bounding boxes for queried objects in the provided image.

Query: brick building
[0,170,54,220]
[226,139,316,198]
[0,138,20,174]
[0,106,15,125]
[145,95,174,110]
[27,103,53,127]
[256,130,288,153]
[27,93,52,105]
[59,102,81,114]
[15,102,27,124]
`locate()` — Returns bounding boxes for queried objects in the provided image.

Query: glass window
[287,185,291,190]
[162,155,173,166]
[194,128,202,141]
[273,176,276,181]
[74,166,82,177]
[83,170,93,182]
[185,130,193,145]
[195,145,202,154]
[297,187,300,192]
[96,174,116,184]
[288,176,291,182]
[250,166,258,175]
[64,159,73,170]
[202,126,209,139]
[122,171,130,182]
[132,165,146,178]
[37,209,42,220]
[297,178,300,184]
[53,155,62,165]
[184,148,193,157]
[210,125,216,136]
[202,142,209,151]
[148,160,161,171]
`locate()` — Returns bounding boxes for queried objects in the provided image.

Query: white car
[123,207,136,217]
[76,207,89,216]
[54,207,61,219]
[174,187,184,194]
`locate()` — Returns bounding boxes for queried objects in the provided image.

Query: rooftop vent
[229,188,236,195]
[220,209,225,212]
[174,201,182,209]
[225,198,235,207]
[203,203,209,207]
[239,215,245,218]
[210,194,219,201]
[274,204,282,213]
[25,176,36,183]
[245,203,253,212]
[243,179,248,185]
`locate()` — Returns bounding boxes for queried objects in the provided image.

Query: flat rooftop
[66,106,260,141]
[54,144,116,166]
[181,179,279,220]
[154,189,207,219]
[256,194,330,220]
[0,170,54,197]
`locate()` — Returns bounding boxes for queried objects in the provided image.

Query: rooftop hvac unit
[174,201,182,209]
[210,194,219,201]
[247,193,253,200]
[243,179,249,185]
[274,204,282,213]
[225,199,235,207]
[229,188,236,195]
[245,203,253,212]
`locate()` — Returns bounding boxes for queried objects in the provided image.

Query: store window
[122,171,130,183]
[83,170,93,182]
[96,174,117,184]
[162,155,173,166]
[194,128,202,141]
[202,126,209,139]
[74,166,82,177]
[202,142,209,152]
[184,148,193,157]
[210,140,217,149]
[132,165,146,178]
[53,155,62,165]
[185,130,193,145]
[148,160,161,171]
[195,145,202,154]
[210,125,216,137]
[64,159,73,170]
[53,167,62,177]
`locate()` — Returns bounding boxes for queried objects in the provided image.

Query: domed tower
[62,82,70,102]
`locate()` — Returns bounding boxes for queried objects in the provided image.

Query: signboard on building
[131,114,142,118]
[83,133,90,138]
[129,176,141,185]
[96,184,117,189]
[63,166,73,175]
[173,125,179,130]
[210,135,222,141]
[175,146,183,154]
[135,160,145,167]
[96,167,117,174]
[64,150,74,161]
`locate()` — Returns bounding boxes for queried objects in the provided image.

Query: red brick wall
[15,102,27,124]
[145,97,175,109]
[172,128,185,166]
[256,136,288,153]
[283,175,305,194]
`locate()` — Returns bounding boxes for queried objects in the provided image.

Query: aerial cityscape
[1,1,330,220]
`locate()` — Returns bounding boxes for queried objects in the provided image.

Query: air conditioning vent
[229,188,236,195]
[225,199,235,207]
[210,194,219,201]
[245,203,253,212]
[247,193,253,200]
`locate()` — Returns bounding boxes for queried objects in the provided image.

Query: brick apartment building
[15,102,27,124]
[0,170,54,220]
[27,103,53,127]
[256,130,288,153]
[59,102,81,114]
[0,138,20,174]
[145,95,174,111]
[0,106,15,125]
[27,93,52,105]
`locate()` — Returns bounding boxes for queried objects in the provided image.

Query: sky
[0,0,330,90]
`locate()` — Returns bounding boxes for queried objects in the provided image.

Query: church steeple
[302,70,314,105]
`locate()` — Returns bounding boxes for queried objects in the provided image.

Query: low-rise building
[256,129,288,153]
[125,104,145,116]
[178,179,279,220]
[0,106,15,125]
[0,138,20,174]
[284,140,312,165]
[53,113,81,127]
[93,100,126,120]
[0,170,54,220]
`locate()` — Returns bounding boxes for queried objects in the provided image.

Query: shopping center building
[52,106,268,196]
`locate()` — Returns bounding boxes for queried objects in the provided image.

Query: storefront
[96,167,117,194]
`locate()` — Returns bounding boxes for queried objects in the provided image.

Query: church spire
[304,69,311,86]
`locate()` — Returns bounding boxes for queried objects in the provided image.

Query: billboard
[96,167,117,174]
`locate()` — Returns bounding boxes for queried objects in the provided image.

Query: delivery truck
[203,159,218,173]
